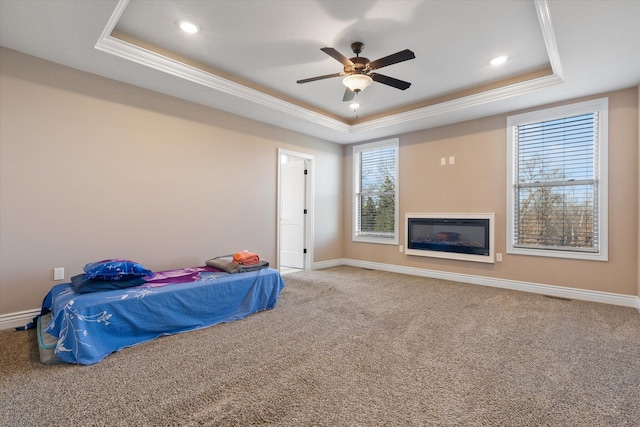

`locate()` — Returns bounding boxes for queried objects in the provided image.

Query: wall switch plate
[54,267,64,281]
[440,157,446,166]
[449,156,455,165]
[496,253,502,262]
[399,245,404,253]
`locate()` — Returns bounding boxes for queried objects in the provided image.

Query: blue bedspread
[42,267,285,365]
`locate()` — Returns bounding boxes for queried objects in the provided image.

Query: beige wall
[344,88,639,297]
[0,47,343,314]
[1,46,638,317]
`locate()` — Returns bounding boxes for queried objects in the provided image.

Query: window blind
[513,113,599,252]
[354,143,397,239]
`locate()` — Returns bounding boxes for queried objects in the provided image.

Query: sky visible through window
[356,144,397,239]
[360,146,396,192]
[515,113,597,250]
[517,113,594,184]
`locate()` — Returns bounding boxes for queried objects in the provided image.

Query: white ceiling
[1,0,638,144]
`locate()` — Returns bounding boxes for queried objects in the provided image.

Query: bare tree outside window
[516,156,594,249]
[508,100,606,261]
[354,140,398,243]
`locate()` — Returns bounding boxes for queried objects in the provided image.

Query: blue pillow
[71,274,146,293]
[83,259,152,282]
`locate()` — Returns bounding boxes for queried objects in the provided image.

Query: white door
[280,157,306,268]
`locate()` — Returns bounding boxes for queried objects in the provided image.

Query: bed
[40,264,285,365]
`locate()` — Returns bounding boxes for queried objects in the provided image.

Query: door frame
[277,149,314,271]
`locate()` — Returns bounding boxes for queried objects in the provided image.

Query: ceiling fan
[297,42,416,102]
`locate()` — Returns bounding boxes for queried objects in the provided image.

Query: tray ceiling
[1,0,638,143]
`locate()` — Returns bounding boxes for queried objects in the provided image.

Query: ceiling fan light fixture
[343,74,373,92]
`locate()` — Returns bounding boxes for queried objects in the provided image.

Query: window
[353,139,399,244]
[507,98,608,261]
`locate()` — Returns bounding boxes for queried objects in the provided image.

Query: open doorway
[277,149,314,273]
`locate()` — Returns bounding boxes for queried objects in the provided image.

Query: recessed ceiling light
[179,21,199,34]
[490,55,508,66]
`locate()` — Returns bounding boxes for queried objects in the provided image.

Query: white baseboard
[313,258,640,311]
[312,259,346,270]
[0,309,40,331]
[3,261,638,330]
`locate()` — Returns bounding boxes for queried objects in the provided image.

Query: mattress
[41,267,285,365]
[37,312,62,365]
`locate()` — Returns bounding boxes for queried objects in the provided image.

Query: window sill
[507,246,608,262]
[353,236,399,245]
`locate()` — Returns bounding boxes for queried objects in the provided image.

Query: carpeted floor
[1,266,639,426]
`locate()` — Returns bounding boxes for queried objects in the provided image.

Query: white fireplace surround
[405,213,495,263]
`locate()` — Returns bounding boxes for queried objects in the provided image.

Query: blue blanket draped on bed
[42,267,285,365]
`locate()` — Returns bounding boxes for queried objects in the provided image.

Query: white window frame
[353,138,399,245]
[506,98,608,261]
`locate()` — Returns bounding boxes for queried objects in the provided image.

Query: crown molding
[96,0,563,139]
[534,0,564,80]
[95,33,350,133]
[351,73,563,133]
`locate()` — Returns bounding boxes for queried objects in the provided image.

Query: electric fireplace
[405,213,494,263]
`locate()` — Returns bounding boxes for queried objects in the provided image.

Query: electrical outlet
[54,267,64,281]
[399,245,404,253]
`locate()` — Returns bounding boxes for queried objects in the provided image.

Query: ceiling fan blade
[370,73,412,90]
[342,88,355,102]
[368,49,415,70]
[297,72,344,84]
[321,47,354,67]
